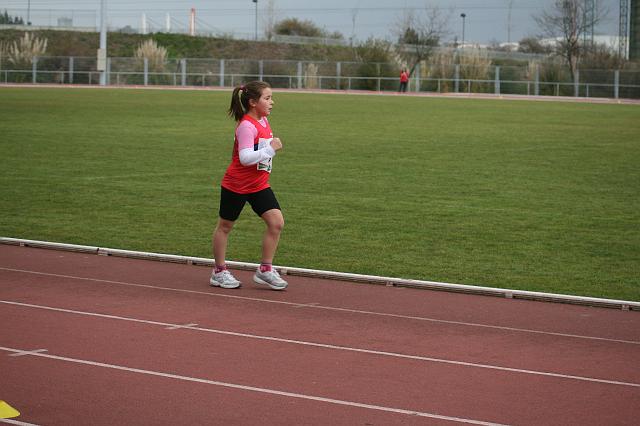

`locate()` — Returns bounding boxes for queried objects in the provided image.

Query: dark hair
[228,80,271,122]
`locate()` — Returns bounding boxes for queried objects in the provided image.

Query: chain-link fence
[1,56,639,99]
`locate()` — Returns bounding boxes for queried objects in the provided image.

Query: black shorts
[219,186,281,221]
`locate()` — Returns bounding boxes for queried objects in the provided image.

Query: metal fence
[1,56,639,99]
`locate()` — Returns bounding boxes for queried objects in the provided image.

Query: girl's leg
[213,218,235,268]
[260,209,284,264]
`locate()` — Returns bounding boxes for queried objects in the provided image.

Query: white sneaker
[210,270,241,289]
[253,268,288,290]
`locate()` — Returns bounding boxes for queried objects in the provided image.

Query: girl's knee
[267,215,284,233]
[262,209,284,233]
[216,219,235,234]
[270,218,284,233]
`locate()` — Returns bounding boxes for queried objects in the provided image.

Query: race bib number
[257,138,273,173]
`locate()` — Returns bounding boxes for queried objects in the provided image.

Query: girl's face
[250,88,274,118]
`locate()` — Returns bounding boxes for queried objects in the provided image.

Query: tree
[580,42,625,69]
[274,17,342,39]
[534,0,608,82]
[518,36,552,55]
[1,10,24,25]
[118,25,137,34]
[353,37,394,90]
[393,5,450,77]
[262,0,278,41]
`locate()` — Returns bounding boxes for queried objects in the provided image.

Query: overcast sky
[2,0,621,44]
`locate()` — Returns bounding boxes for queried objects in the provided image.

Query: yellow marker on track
[0,400,20,419]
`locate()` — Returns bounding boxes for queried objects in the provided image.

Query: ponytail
[228,80,271,122]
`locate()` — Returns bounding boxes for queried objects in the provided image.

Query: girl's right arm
[270,138,282,151]
[236,122,276,166]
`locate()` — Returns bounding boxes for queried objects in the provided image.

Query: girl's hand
[270,137,283,151]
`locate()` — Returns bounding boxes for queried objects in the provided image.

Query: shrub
[6,32,48,68]
[459,48,492,92]
[133,39,172,84]
[304,63,319,89]
[353,38,394,90]
[134,39,168,72]
[274,18,324,38]
[429,49,455,92]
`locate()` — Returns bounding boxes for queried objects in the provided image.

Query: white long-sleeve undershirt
[236,119,276,166]
[239,145,276,166]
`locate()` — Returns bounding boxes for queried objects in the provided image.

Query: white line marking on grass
[2,267,639,346]
[2,300,640,388]
[0,345,507,426]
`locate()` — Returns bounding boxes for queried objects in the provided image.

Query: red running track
[1,244,639,425]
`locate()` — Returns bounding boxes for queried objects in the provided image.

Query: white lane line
[3,266,640,346]
[2,300,640,388]
[165,323,198,330]
[0,419,40,426]
[0,346,507,426]
[8,349,48,357]
[2,267,638,345]
[294,302,320,308]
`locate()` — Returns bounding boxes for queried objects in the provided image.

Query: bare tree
[534,0,608,82]
[393,5,451,77]
[262,0,278,41]
[349,2,360,46]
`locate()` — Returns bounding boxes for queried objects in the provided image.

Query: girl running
[210,81,288,290]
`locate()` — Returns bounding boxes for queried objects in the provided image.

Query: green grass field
[1,87,639,301]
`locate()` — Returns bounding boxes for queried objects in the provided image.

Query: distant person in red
[210,80,288,291]
[399,68,409,92]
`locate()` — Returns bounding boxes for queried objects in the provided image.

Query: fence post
[414,62,421,92]
[535,64,540,96]
[32,57,38,84]
[219,59,224,87]
[495,65,500,95]
[106,57,111,86]
[181,59,187,86]
[144,58,149,86]
[69,57,74,84]
[614,69,620,99]
[574,69,579,97]
[297,61,302,89]
[336,61,341,90]
[454,64,460,93]
[259,60,264,81]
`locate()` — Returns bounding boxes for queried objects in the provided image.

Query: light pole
[252,0,258,41]
[98,0,107,85]
[460,13,466,49]
[27,0,31,25]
